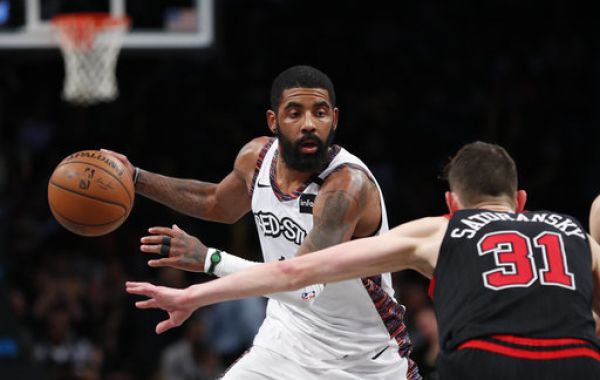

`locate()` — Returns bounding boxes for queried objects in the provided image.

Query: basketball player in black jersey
[127,141,600,379]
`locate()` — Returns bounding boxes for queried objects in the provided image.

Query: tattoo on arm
[136,172,216,217]
[301,188,364,253]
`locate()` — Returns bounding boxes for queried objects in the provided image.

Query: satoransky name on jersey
[254,211,307,245]
[450,211,585,240]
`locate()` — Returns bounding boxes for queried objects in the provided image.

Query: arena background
[1,1,599,379]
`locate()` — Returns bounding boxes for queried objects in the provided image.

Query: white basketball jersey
[250,138,413,370]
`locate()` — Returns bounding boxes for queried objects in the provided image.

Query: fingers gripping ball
[48,150,134,236]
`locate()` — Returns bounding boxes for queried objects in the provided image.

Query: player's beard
[276,125,336,172]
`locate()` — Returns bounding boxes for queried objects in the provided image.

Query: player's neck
[472,202,515,212]
[275,157,315,192]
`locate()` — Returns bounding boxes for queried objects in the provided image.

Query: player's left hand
[140,224,208,272]
[126,281,194,334]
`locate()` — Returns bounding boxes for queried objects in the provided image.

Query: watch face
[211,252,221,263]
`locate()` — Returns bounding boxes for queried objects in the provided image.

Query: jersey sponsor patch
[299,194,316,214]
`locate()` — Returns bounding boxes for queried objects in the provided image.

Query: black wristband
[133,167,141,184]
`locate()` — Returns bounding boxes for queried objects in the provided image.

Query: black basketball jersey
[433,209,599,352]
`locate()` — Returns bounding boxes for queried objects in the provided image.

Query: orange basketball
[48,150,134,236]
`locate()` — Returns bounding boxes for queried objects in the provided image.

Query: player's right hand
[140,224,208,272]
[100,148,136,182]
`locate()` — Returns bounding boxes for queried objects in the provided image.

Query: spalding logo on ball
[48,150,134,236]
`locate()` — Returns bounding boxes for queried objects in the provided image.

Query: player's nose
[301,112,317,133]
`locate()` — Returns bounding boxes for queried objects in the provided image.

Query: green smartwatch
[207,249,222,275]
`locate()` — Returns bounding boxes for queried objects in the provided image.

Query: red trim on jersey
[250,138,275,197]
[428,277,435,299]
[492,335,590,347]
[360,276,420,380]
[442,213,452,220]
[459,339,600,361]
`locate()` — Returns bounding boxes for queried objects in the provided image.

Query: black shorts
[437,335,600,380]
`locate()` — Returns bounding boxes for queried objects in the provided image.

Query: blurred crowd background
[1,1,599,379]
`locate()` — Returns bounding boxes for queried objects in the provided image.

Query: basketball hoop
[52,13,130,106]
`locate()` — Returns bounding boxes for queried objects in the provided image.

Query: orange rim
[51,13,130,49]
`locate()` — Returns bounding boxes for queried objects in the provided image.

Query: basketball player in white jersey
[106,65,420,379]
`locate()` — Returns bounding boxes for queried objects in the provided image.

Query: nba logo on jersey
[299,194,316,214]
[302,290,316,301]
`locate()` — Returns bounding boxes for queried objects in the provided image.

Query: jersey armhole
[323,163,383,239]
[430,214,451,299]
[249,138,275,197]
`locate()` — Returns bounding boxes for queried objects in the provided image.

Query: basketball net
[52,13,130,106]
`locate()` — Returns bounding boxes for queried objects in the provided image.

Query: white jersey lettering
[450,211,585,240]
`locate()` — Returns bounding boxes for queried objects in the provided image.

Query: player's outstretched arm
[193,218,443,308]
[286,216,446,284]
[589,235,600,325]
[126,217,445,334]
[590,195,600,243]
[101,137,268,223]
[587,196,600,335]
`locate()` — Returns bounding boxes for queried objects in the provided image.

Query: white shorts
[219,345,409,380]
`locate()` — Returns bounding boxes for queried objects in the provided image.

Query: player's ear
[516,190,527,212]
[333,107,339,130]
[266,110,277,134]
[445,191,460,214]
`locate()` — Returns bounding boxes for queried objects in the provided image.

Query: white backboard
[0,0,213,48]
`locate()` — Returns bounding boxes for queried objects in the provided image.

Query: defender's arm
[126,216,446,333]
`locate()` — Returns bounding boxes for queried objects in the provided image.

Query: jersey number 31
[477,231,575,290]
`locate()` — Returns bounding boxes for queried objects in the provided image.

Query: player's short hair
[443,141,517,206]
[270,65,336,111]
